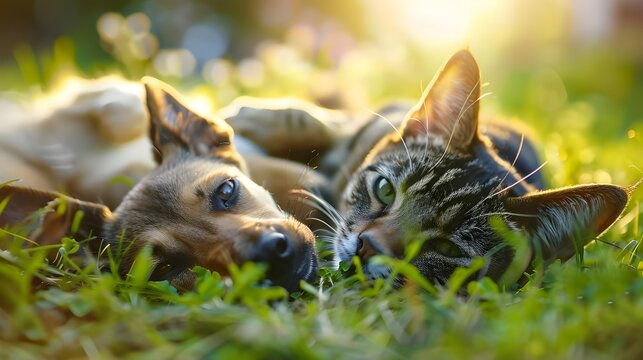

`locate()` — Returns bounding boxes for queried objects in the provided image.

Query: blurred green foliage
[0,1,642,358]
[0,217,641,358]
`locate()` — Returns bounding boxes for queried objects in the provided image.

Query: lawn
[0,2,642,359]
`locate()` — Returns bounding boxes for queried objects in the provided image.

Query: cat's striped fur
[324,50,630,285]
[227,49,632,286]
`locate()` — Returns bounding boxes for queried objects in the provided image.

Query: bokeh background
[0,0,642,186]
[1,2,642,357]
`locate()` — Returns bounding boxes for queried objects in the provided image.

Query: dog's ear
[143,77,244,168]
[401,49,481,152]
[0,184,111,249]
[504,184,629,263]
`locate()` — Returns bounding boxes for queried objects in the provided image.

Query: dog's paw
[227,107,282,137]
[91,88,147,144]
[58,79,147,144]
[97,93,147,143]
[226,106,334,148]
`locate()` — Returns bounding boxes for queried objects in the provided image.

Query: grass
[1,32,642,359]
[1,223,642,358]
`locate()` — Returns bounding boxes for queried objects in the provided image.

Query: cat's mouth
[342,258,393,281]
[334,232,393,280]
[357,233,397,277]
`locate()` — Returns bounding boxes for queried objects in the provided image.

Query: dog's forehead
[152,152,240,184]
[179,158,244,184]
[156,154,279,211]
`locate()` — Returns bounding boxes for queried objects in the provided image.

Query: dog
[0,77,322,292]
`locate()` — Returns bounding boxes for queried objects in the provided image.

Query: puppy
[0,78,319,291]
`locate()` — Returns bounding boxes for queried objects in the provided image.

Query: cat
[227,49,633,287]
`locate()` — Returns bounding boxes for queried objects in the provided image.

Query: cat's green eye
[433,238,465,258]
[373,176,395,206]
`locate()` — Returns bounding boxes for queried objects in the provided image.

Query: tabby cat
[228,49,632,286]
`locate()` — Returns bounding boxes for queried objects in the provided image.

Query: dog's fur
[0,77,322,291]
[0,78,153,208]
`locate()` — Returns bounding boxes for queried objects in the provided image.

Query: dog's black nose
[251,231,294,266]
[258,231,293,260]
[248,228,316,293]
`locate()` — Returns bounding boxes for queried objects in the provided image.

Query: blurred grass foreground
[1,0,643,358]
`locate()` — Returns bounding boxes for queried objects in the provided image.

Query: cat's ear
[504,184,629,262]
[401,49,481,151]
[143,77,243,168]
[0,184,112,248]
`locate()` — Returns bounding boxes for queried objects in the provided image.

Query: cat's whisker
[407,116,434,165]
[493,133,525,194]
[303,199,341,228]
[314,228,337,238]
[290,188,344,227]
[409,117,431,134]
[466,133,526,213]
[467,159,548,215]
[421,81,432,159]
[314,228,338,240]
[307,217,337,233]
[489,161,548,198]
[289,163,321,219]
[367,109,413,170]
[444,78,482,147]
[428,86,489,174]
[471,211,538,219]
[315,237,338,247]
[628,163,643,175]
[310,197,343,228]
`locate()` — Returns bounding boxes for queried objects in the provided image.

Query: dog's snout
[244,223,317,292]
[258,231,293,260]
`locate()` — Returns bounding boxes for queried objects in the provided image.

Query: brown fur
[0,77,320,291]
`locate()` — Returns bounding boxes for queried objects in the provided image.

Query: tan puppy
[0,78,321,291]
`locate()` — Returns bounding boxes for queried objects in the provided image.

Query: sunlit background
[0,0,642,187]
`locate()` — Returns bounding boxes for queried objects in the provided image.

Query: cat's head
[334,50,630,286]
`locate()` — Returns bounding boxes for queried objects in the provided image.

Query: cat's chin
[333,254,393,281]
[362,263,392,280]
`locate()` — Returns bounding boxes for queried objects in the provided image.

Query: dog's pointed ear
[143,77,244,168]
[504,184,629,263]
[401,49,481,152]
[0,185,111,249]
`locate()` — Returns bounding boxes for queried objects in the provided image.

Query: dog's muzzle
[248,228,318,292]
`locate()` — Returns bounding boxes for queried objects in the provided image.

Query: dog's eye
[211,178,240,210]
[218,179,236,201]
